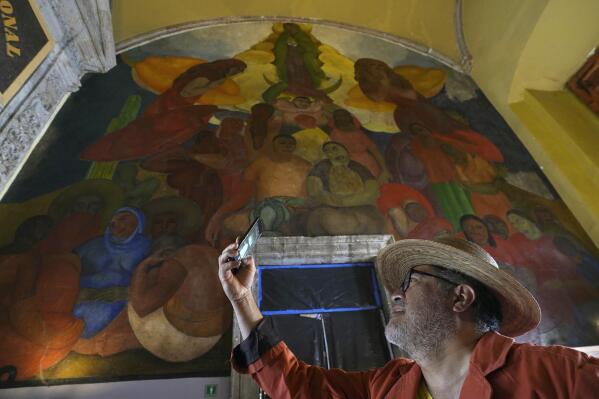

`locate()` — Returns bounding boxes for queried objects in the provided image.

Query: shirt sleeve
[231,317,374,399]
[231,317,282,370]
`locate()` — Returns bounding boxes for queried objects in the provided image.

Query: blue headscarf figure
[73,206,152,338]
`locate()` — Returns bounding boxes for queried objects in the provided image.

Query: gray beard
[385,297,457,361]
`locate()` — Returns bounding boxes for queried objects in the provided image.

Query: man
[205,134,311,244]
[218,237,599,398]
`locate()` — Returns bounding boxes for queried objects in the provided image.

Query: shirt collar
[470,331,515,375]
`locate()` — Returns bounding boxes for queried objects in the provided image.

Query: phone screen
[237,218,263,260]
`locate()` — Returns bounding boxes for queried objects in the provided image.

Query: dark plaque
[0,0,53,104]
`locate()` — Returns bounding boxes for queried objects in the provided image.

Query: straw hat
[376,237,541,337]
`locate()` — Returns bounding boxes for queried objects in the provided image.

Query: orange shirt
[232,323,599,399]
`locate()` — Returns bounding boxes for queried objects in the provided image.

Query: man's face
[71,194,104,215]
[151,212,178,238]
[462,218,489,246]
[220,118,245,136]
[484,215,508,240]
[354,59,390,101]
[218,118,244,152]
[508,213,541,240]
[273,136,296,154]
[323,143,349,166]
[110,211,138,239]
[404,202,428,223]
[333,110,354,131]
[385,265,456,358]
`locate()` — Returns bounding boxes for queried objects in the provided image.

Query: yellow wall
[111,0,461,62]
[511,90,599,242]
[509,0,599,102]
[463,0,599,246]
[462,0,546,110]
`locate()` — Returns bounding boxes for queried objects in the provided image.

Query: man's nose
[391,291,405,303]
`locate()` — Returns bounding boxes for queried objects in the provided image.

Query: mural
[1,21,598,386]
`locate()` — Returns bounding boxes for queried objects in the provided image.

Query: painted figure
[205,135,311,243]
[264,23,339,102]
[484,214,510,240]
[72,207,151,340]
[274,96,328,131]
[384,133,428,191]
[128,237,231,362]
[143,58,246,116]
[459,214,519,267]
[141,196,203,242]
[329,109,390,182]
[141,130,224,235]
[0,208,106,380]
[354,58,507,230]
[246,102,282,156]
[377,183,452,240]
[506,209,599,344]
[306,142,384,235]
[191,117,249,202]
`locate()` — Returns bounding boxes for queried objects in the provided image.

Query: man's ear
[452,284,476,313]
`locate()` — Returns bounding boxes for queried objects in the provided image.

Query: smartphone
[233,217,263,264]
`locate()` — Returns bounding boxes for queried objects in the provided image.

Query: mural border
[115,16,465,73]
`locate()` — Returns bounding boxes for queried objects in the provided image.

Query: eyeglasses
[399,268,459,294]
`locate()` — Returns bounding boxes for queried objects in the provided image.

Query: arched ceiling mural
[1,20,599,387]
[109,0,599,246]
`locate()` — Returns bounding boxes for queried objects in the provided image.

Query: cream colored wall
[111,0,461,62]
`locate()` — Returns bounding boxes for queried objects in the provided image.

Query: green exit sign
[205,384,218,397]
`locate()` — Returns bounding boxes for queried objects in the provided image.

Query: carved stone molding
[0,0,115,198]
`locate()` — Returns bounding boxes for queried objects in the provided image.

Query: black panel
[260,266,377,311]
[271,314,327,367]
[324,310,390,371]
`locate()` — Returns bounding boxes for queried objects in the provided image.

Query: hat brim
[48,179,125,226]
[376,239,541,337]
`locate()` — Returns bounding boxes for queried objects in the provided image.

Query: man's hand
[218,239,256,303]
[218,239,263,339]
